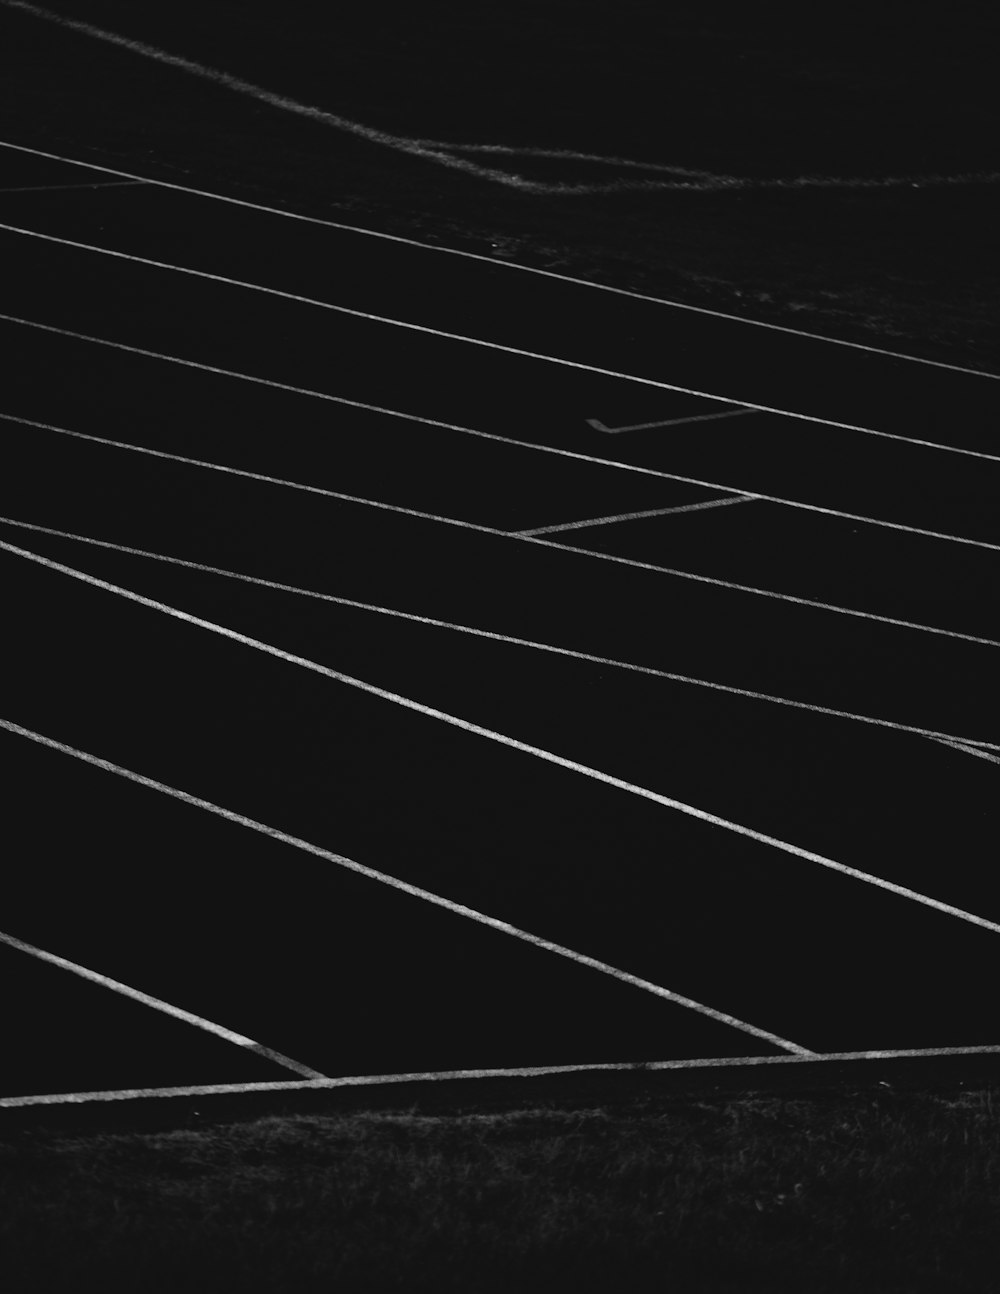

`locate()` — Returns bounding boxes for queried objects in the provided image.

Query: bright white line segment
[3,305,999,549]
[0,137,994,381]
[0,718,808,1054]
[4,539,1000,940]
[3,513,997,756]
[5,1045,1000,1108]
[6,411,999,650]
[2,220,1000,464]
[0,928,325,1078]
[519,495,757,536]
[586,409,759,432]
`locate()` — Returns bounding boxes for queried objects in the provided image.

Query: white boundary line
[519,495,758,535]
[0,180,143,194]
[4,304,999,549]
[4,541,1000,940]
[7,411,998,647]
[586,409,758,432]
[0,138,994,380]
[0,717,808,1055]
[0,928,326,1079]
[5,1044,1000,1109]
[3,513,997,756]
[930,738,1000,767]
[6,411,999,650]
[3,221,1000,465]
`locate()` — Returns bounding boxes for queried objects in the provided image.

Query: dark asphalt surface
[2,148,999,1099]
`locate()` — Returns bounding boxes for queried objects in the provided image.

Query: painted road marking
[586,409,758,433]
[4,541,1000,939]
[0,138,994,381]
[518,495,757,536]
[6,411,999,650]
[930,738,1000,766]
[1,220,999,460]
[0,928,325,1078]
[3,2,997,201]
[5,1044,1000,1107]
[0,718,810,1055]
[3,513,998,756]
[0,180,143,194]
[3,302,999,549]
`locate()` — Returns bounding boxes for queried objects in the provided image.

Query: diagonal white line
[586,409,758,432]
[3,301,999,549]
[0,718,810,1055]
[5,411,999,650]
[0,137,995,381]
[4,539,1000,941]
[0,928,326,1078]
[3,512,998,755]
[1,218,999,462]
[929,738,1000,766]
[518,495,757,536]
[0,180,143,193]
[6,1044,1000,1107]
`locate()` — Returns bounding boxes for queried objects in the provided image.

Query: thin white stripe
[2,219,999,462]
[0,137,994,380]
[4,300,999,548]
[4,541,1000,940]
[0,928,326,1078]
[930,738,1000,766]
[519,495,757,536]
[3,408,993,652]
[586,409,758,431]
[0,718,808,1054]
[6,411,998,650]
[0,139,993,382]
[3,513,997,755]
[5,1043,1000,1108]
[0,180,142,194]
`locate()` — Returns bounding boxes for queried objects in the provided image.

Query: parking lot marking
[0,928,326,1078]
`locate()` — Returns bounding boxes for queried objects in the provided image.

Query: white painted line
[0,180,143,194]
[3,513,998,756]
[6,411,999,650]
[929,738,1000,766]
[518,495,757,536]
[4,299,1000,553]
[4,542,1000,941]
[0,718,809,1055]
[587,409,758,433]
[0,928,325,1078]
[3,1,996,204]
[5,1044,1000,1109]
[0,137,994,380]
[1,221,999,462]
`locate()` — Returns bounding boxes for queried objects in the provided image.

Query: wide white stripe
[4,222,1000,470]
[4,541,999,939]
[519,495,757,536]
[0,137,994,380]
[3,513,997,755]
[0,928,325,1078]
[0,717,808,1054]
[6,411,998,650]
[5,1044,1000,1108]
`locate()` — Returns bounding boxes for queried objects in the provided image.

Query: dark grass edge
[6,1051,1000,1139]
